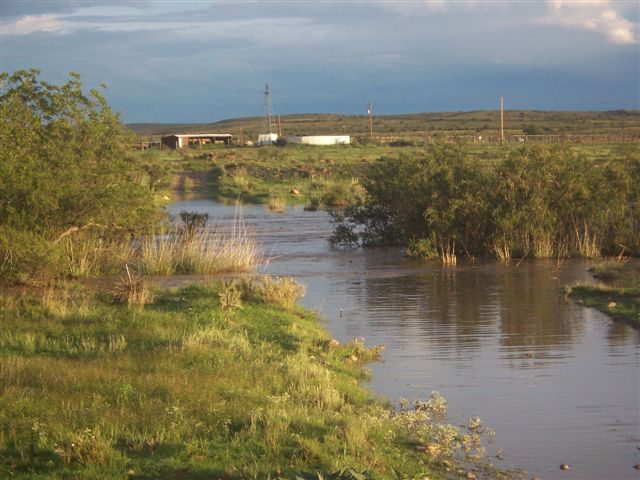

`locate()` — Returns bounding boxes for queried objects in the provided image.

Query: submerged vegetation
[330,143,640,262]
[0,282,509,479]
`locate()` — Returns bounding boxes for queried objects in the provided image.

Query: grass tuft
[110,265,153,308]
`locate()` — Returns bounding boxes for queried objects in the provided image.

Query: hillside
[127,110,640,139]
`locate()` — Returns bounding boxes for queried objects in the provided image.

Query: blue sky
[1,0,639,123]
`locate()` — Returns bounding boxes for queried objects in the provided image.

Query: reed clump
[137,219,261,276]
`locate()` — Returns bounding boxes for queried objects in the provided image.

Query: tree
[0,69,163,280]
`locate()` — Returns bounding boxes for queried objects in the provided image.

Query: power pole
[264,82,275,134]
[500,96,504,144]
[368,101,373,140]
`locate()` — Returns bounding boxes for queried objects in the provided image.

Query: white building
[257,133,278,146]
[285,135,350,146]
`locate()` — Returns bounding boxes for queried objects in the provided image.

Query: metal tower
[263,82,276,134]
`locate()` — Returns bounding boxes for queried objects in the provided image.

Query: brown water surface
[167,200,640,480]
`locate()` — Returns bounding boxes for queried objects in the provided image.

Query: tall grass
[64,234,133,278]
[137,226,261,276]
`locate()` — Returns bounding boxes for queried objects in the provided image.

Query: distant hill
[127,110,640,139]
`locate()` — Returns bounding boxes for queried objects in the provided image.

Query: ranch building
[161,133,233,149]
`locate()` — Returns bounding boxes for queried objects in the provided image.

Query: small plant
[342,337,384,363]
[179,211,209,240]
[304,195,325,212]
[266,196,287,213]
[219,280,243,311]
[53,427,114,466]
[110,265,152,308]
[257,275,305,308]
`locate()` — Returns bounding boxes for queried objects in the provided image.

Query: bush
[0,70,163,282]
[0,226,63,282]
[331,144,640,260]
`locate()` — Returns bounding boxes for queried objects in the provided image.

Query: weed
[53,427,116,466]
[137,227,261,275]
[256,276,306,308]
[267,196,287,213]
[110,265,152,308]
[219,280,243,311]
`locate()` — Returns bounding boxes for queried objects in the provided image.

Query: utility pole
[278,115,282,137]
[500,96,504,144]
[368,101,373,140]
[264,82,275,134]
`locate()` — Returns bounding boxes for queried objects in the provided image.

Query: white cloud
[546,0,638,44]
[2,13,69,35]
[1,10,322,48]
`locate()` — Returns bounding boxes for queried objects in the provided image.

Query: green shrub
[0,226,63,282]
[0,70,163,283]
[331,144,640,259]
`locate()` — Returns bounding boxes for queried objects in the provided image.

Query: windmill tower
[258,82,278,146]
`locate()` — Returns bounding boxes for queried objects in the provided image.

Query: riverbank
[565,283,640,328]
[0,281,506,479]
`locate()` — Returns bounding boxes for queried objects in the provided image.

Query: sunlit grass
[137,227,261,275]
[0,282,509,479]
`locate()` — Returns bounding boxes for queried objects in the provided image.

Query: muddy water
[168,200,640,480]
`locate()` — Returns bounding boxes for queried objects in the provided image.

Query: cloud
[1,9,322,49]
[547,0,638,44]
[378,0,447,15]
[2,13,69,35]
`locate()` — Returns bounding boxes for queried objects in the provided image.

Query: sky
[1,0,639,123]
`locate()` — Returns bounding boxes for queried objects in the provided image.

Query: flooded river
[168,199,640,480]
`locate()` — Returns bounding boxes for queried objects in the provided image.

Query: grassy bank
[141,141,636,209]
[564,284,640,327]
[0,280,506,479]
[143,144,390,207]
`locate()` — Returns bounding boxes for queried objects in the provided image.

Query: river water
[168,200,640,480]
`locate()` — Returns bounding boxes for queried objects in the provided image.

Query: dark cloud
[1,1,638,122]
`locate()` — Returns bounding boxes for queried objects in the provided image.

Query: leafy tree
[0,69,163,280]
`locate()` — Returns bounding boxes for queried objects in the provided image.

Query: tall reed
[136,224,261,275]
[573,222,601,258]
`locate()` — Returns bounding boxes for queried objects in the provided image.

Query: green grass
[133,138,638,209]
[565,283,640,327]
[588,260,627,281]
[0,282,511,479]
